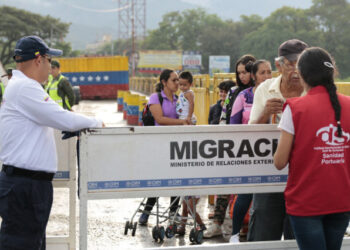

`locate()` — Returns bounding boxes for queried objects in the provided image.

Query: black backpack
[142,92,163,126]
[224,86,239,124]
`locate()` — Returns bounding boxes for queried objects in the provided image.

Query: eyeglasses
[282,61,297,71]
[41,55,52,63]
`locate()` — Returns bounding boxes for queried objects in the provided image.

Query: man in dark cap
[46,60,75,110]
[0,35,104,249]
[243,39,308,243]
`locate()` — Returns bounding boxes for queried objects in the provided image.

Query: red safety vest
[285,85,350,216]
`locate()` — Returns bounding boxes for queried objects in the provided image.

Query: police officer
[0,35,104,250]
[0,80,4,104]
[0,69,12,105]
[46,60,74,110]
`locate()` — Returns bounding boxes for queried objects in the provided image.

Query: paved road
[73,99,127,127]
[47,100,231,249]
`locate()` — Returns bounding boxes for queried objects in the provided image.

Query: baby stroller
[124,196,204,244]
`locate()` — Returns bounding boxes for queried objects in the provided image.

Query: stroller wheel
[124,221,130,235]
[159,226,165,241]
[152,226,160,242]
[165,224,177,238]
[189,228,195,242]
[132,222,138,236]
[194,229,203,244]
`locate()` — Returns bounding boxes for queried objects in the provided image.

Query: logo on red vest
[316,124,350,146]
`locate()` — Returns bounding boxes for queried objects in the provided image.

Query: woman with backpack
[139,69,188,226]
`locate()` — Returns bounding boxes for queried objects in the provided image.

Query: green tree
[177,8,209,51]
[240,7,322,66]
[0,6,71,66]
[310,0,350,77]
[199,19,241,71]
[141,8,245,72]
[239,15,264,35]
[142,11,183,50]
[117,2,350,77]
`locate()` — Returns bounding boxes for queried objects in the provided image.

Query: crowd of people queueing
[1,35,349,250]
[139,39,350,250]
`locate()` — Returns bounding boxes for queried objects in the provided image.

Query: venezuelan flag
[58,56,129,99]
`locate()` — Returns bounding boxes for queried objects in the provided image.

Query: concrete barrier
[127,94,140,125]
[117,90,125,112]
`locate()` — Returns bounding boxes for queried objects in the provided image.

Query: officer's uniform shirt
[0,70,102,173]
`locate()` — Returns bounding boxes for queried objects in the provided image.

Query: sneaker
[221,222,232,237]
[203,223,222,238]
[138,213,149,225]
[347,226,350,235]
[199,224,207,231]
[229,233,240,243]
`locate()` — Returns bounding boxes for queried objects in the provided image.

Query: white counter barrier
[79,124,291,249]
[47,130,77,250]
[81,125,287,198]
[78,125,350,249]
[149,238,350,250]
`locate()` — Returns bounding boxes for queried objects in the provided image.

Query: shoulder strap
[57,75,64,88]
[157,92,163,106]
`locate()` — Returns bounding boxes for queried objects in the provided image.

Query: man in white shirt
[247,39,308,242]
[0,35,104,250]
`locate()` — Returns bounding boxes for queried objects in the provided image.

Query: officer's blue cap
[13,35,63,62]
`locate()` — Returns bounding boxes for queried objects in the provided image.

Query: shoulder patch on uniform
[44,95,50,102]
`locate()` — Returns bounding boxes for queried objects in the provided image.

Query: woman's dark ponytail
[155,82,164,92]
[298,47,342,137]
[324,81,342,136]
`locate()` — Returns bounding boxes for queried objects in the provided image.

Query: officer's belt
[2,164,54,181]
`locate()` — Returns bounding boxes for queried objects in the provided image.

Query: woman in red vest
[274,47,350,250]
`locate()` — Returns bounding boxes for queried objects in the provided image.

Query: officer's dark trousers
[0,172,53,250]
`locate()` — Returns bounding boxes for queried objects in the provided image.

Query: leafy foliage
[96,0,350,77]
[310,0,350,76]
[240,7,323,66]
[0,6,71,66]
[141,8,243,71]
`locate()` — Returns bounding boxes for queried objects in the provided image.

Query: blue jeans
[232,194,252,235]
[289,212,350,250]
[0,172,53,250]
